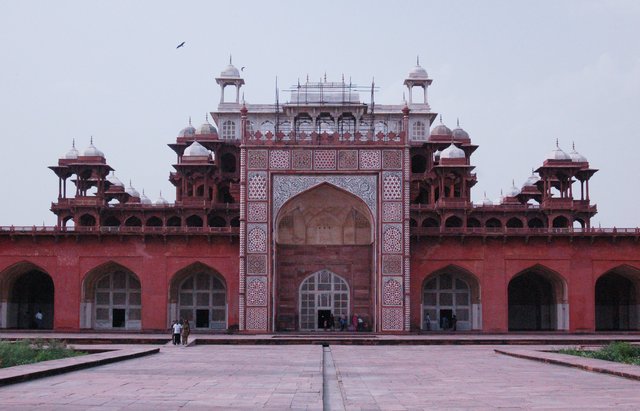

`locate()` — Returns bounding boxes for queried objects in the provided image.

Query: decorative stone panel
[247,150,268,169]
[247,254,267,275]
[247,224,267,253]
[314,150,337,170]
[269,150,290,169]
[382,255,403,275]
[382,172,402,200]
[272,175,377,218]
[338,150,358,170]
[359,150,381,169]
[383,224,403,254]
[382,277,403,306]
[382,202,402,222]
[246,307,268,330]
[248,172,267,200]
[291,150,312,170]
[382,150,403,170]
[381,307,404,331]
[246,276,268,306]
[247,202,268,223]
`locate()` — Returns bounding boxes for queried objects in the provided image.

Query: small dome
[183,140,210,157]
[196,121,217,135]
[179,118,196,137]
[569,144,588,163]
[64,141,79,159]
[107,172,124,187]
[482,192,493,206]
[140,190,152,205]
[155,192,169,205]
[440,143,465,159]
[506,180,520,197]
[523,172,540,187]
[546,141,571,161]
[408,65,428,79]
[83,139,104,157]
[452,120,469,140]
[431,123,452,136]
[126,181,139,198]
[220,59,240,77]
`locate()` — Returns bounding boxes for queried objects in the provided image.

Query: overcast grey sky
[1,1,639,227]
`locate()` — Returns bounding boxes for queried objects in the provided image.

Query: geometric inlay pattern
[270,150,290,169]
[247,202,268,223]
[359,150,381,169]
[247,149,268,169]
[291,150,312,170]
[382,277,403,306]
[247,254,267,275]
[314,150,337,170]
[272,175,377,219]
[248,172,268,200]
[382,202,403,222]
[382,172,402,200]
[382,150,403,170]
[382,255,403,275]
[246,276,267,306]
[246,306,268,330]
[247,224,267,253]
[338,150,358,170]
[381,307,404,330]
[383,224,403,254]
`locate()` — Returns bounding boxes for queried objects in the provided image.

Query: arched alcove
[595,266,640,331]
[0,262,54,329]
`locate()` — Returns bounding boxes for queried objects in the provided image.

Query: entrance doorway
[299,270,349,331]
[595,271,639,331]
[508,271,560,330]
[10,270,54,329]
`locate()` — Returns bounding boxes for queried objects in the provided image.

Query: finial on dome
[457,118,460,127]
[324,72,327,82]
[72,139,75,148]
[417,55,420,66]
[439,114,443,124]
[306,74,309,83]
[188,116,192,126]
[572,141,576,150]
[556,138,559,148]
[205,113,208,122]
[90,136,93,144]
[229,54,232,65]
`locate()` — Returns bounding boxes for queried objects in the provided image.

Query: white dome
[431,123,452,136]
[183,141,210,157]
[126,182,139,197]
[482,193,493,206]
[195,121,217,135]
[220,63,240,78]
[64,146,79,159]
[140,191,152,205]
[523,172,540,187]
[155,192,169,205]
[179,119,196,137]
[570,146,588,163]
[408,64,429,79]
[83,140,104,157]
[440,143,465,159]
[546,143,571,161]
[107,172,124,187]
[452,127,469,140]
[506,182,520,197]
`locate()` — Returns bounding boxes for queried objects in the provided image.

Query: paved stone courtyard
[0,344,639,410]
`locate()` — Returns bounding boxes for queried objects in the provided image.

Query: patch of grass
[0,339,86,368]
[559,342,640,366]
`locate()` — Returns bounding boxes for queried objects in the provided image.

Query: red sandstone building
[1,61,639,333]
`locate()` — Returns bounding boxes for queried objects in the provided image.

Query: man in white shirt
[172,320,182,345]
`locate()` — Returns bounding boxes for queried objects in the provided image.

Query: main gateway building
[1,61,639,333]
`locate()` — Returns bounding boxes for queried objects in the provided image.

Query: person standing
[451,314,458,331]
[181,319,191,346]
[172,320,182,345]
[35,310,44,329]
[425,313,431,331]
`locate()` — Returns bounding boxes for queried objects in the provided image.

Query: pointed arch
[508,264,568,331]
[0,261,54,329]
[299,269,350,331]
[421,264,481,331]
[595,264,640,331]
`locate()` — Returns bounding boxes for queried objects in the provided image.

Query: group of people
[322,313,368,331]
[424,313,458,331]
[171,319,191,345]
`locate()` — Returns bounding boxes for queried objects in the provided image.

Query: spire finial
[324,72,327,82]
[129,179,133,187]
[572,141,576,150]
[205,113,209,122]
[72,138,75,148]
[457,118,460,127]
[402,91,406,104]
[556,138,559,148]
[242,92,245,104]
[188,116,192,126]
[229,54,232,65]
[90,135,93,144]
[439,114,443,124]
[512,179,515,187]
[417,55,420,66]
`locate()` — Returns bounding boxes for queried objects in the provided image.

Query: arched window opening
[221,153,236,173]
[124,216,142,227]
[208,215,226,228]
[412,121,426,139]
[552,216,569,228]
[573,219,585,229]
[103,216,120,227]
[411,155,427,174]
[508,271,561,331]
[445,216,463,228]
[506,218,524,228]
[10,269,55,329]
[221,120,236,140]
[167,216,181,227]
[186,215,203,228]
[422,273,472,331]
[146,216,162,227]
[94,271,141,329]
[528,218,544,228]
[467,218,481,228]
[299,270,349,331]
[422,217,440,228]
[79,214,96,227]
[337,114,356,135]
[260,120,275,135]
[179,272,226,329]
[595,270,640,331]
[374,121,387,135]
[485,218,501,228]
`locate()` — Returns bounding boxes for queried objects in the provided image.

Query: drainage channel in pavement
[322,343,346,411]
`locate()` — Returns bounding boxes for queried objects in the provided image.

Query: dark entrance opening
[11,270,54,329]
[196,309,209,328]
[112,308,125,328]
[595,273,637,330]
[508,272,555,330]
[317,310,331,329]
[439,309,453,330]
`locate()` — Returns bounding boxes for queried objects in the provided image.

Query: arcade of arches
[275,185,374,331]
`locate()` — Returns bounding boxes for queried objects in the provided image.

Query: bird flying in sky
[176,42,185,49]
